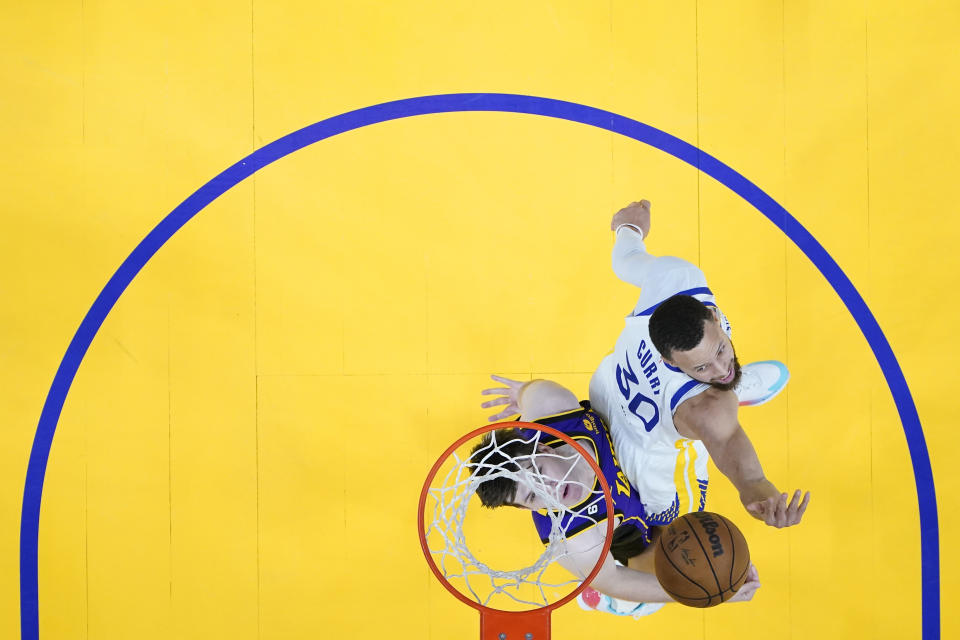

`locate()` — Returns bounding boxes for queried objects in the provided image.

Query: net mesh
[423,428,609,609]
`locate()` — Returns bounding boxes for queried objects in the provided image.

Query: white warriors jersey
[589,254,732,526]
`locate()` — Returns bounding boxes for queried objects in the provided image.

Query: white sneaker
[735,360,790,406]
[577,587,605,612]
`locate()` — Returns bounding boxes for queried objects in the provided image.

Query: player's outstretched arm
[675,389,811,529]
[609,201,657,288]
[608,200,709,298]
[479,375,580,422]
[557,524,673,604]
[560,524,761,604]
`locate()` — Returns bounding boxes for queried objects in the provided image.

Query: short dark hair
[649,295,713,359]
[469,428,538,509]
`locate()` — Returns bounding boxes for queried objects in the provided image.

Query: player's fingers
[780,493,792,527]
[739,574,759,590]
[480,387,510,396]
[737,582,759,601]
[488,409,518,422]
[785,490,803,524]
[774,493,789,527]
[794,491,811,523]
[480,398,510,409]
[489,374,521,386]
[786,489,801,519]
[765,497,779,526]
[788,489,801,508]
[639,199,651,209]
[759,497,772,521]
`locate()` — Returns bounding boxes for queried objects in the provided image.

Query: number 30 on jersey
[615,354,660,432]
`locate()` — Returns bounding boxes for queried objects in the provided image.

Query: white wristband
[616,223,644,239]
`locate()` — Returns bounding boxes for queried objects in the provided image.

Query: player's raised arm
[480,375,580,422]
[609,200,656,288]
[608,201,709,302]
[674,388,811,529]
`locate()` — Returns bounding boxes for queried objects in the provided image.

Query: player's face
[666,313,742,391]
[512,445,595,511]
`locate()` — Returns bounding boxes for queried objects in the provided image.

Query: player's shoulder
[658,366,708,412]
[533,401,606,434]
[683,387,737,414]
[674,387,738,437]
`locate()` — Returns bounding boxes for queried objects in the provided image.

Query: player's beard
[710,355,742,392]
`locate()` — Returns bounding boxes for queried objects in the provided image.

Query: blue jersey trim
[670,380,702,411]
[18,94,938,640]
[634,286,714,316]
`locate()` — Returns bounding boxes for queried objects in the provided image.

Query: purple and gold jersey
[521,402,651,554]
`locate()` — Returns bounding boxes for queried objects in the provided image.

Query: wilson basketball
[654,511,750,608]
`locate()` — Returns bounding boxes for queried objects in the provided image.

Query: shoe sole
[738,360,790,407]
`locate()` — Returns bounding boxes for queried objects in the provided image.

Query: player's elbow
[651,256,706,286]
[518,380,580,421]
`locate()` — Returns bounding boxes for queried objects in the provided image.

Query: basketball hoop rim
[417,420,616,616]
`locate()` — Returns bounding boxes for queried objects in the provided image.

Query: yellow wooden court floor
[0,2,956,639]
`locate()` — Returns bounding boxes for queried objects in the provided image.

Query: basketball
[654,511,750,608]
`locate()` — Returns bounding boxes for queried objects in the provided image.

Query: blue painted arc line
[19,93,939,639]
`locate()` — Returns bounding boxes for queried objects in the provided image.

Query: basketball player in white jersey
[588,200,810,528]
[481,200,808,529]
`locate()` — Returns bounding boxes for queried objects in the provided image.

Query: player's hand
[727,564,761,603]
[745,489,811,528]
[610,200,652,239]
[480,375,527,422]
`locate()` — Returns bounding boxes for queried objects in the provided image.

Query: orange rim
[417,421,615,616]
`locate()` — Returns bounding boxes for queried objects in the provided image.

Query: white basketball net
[423,429,609,608]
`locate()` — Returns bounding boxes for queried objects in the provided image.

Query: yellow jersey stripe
[673,439,691,515]
[684,439,699,514]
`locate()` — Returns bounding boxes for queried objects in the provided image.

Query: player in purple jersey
[469,376,760,616]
